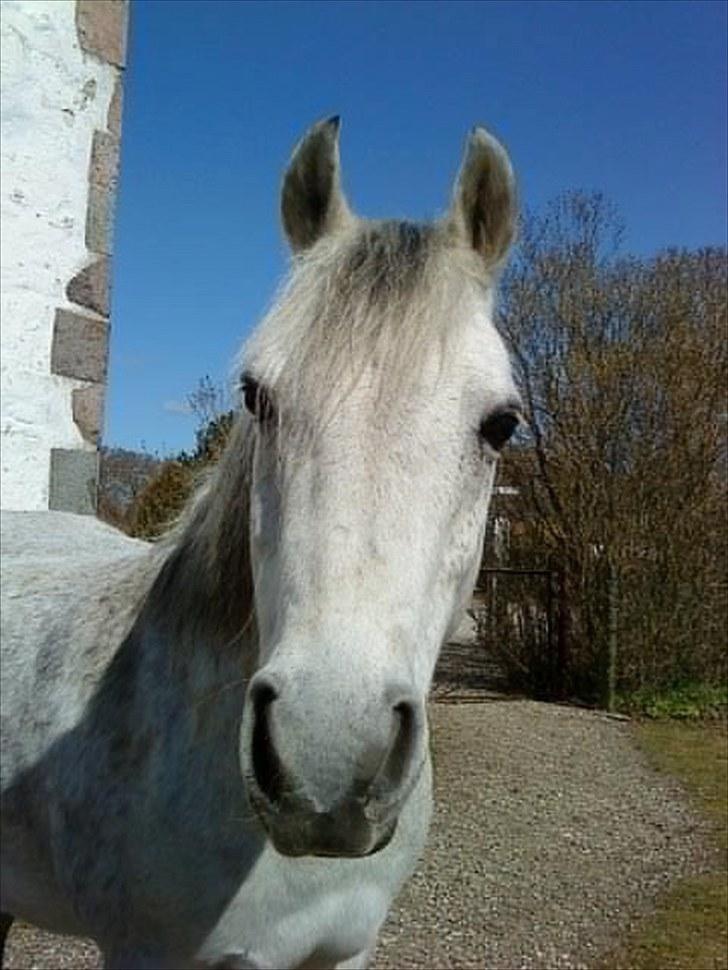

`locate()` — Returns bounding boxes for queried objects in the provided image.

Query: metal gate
[434,566,566,697]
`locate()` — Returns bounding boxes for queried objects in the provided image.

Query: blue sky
[107,0,727,455]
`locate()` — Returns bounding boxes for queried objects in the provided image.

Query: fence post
[556,565,568,699]
[546,565,555,697]
[604,558,618,712]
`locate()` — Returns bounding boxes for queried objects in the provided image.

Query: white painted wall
[0,0,115,510]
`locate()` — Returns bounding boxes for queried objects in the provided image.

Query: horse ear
[446,126,517,271]
[281,116,353,252]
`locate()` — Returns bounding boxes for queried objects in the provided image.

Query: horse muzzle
[239,669,425,858]
[245,784,399,858]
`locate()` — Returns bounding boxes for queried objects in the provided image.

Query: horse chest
[195,851,391,968]
[194,765,431,967]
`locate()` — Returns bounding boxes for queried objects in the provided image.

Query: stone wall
[0,0,128,512]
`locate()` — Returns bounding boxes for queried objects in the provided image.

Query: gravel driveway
[3,699,713,969]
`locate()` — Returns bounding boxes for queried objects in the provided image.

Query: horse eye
[479,410,520,452]
[241,376,274,423]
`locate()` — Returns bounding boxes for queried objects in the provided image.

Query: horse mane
[141,418,255,651]
[143,219,489,649]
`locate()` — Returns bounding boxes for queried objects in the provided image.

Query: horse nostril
[250,679,285,805]
[379,699,418,792]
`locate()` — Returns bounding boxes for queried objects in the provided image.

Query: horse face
[238,120,519,858]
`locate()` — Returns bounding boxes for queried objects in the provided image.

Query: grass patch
[600,720,727,969]
[618,683,728,720]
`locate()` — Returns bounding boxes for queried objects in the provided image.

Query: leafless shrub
[491,193,727,700]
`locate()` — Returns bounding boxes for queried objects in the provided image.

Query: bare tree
[186,375,231,431]
[493,193,727,700]
[184,375,235,462]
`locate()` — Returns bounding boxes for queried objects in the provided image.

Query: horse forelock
[240,219,490,430]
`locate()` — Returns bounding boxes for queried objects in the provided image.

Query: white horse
[0,118,521,969]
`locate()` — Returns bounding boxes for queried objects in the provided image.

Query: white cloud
[162,399,192,415]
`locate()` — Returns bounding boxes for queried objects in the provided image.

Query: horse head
[238,118,521,858]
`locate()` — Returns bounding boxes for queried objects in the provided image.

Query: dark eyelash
[241,376,275,423]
